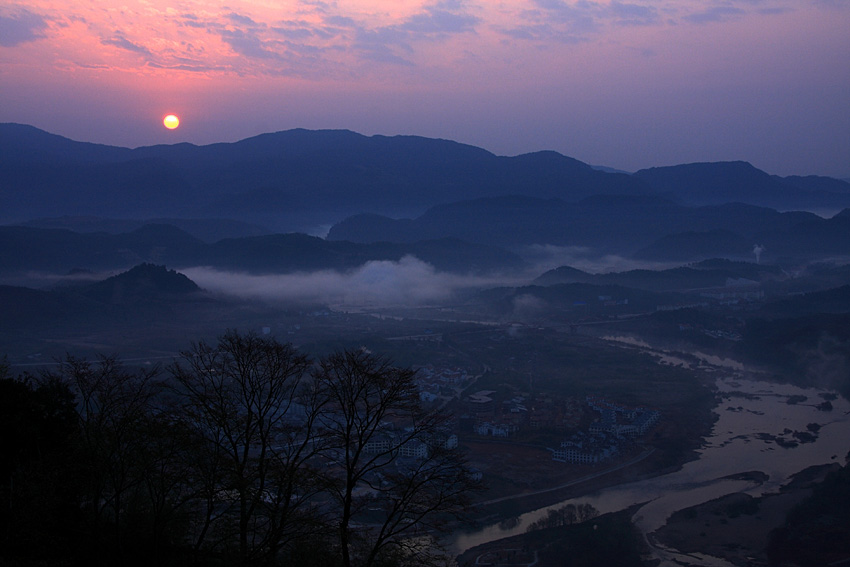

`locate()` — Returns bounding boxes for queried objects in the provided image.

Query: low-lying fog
[182,248,678,308]
[182,257,522,308]
[3,245,678,310]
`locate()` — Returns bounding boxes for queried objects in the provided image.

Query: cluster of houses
[361,427,459,460]
[551,396,660,464]
[463,390,520,437]
[462,391,584,438]
[415,364,470,403]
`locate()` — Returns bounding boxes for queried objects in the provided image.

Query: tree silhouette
[38,355,164,565]
[314,349,477,567]
[169,330,324,565]
[0,338,478,567]
[0,365,78,562]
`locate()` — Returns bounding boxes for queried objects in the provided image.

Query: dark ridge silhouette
[0,123,133,164]
[19,216,271,243]
[634,161,850,210]
[3,123,849,270]
[0,225,523,276]
[0,224,204,273]
[634,229,752,262]
[781,175,850,195]
[534,261,783,292]
[202,233,525,274]
[0,124,650,229]
[758,284,850,317]
[328,194,833,262]
[82,263,201,303]
[533,266,594,286]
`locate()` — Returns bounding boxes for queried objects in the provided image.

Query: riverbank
[450,338,723,553]
[459,394,718,524]
[450,368,850,565]
[651,463,840,566]
[452,436,712,556]
[456,507,648,567]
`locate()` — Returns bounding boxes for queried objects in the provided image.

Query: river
[451,351,850,565]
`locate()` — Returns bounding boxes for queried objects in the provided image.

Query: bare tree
[46,355,160,563]
[169,330,324,566]
[314,349,477,567]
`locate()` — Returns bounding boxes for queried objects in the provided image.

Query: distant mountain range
[3,123,850,271]
[3,123,849,235]
[328,195,850,263]
[533,259,784,291]
[1,123,642,231]
[633,161,850,210]
[0,224,524,277]
[18,216,271,243]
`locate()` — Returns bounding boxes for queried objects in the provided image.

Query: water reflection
[452,377,850,562]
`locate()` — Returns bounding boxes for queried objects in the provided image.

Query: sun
[163,114,180,130]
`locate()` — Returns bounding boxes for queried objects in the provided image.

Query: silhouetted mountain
[5,124,849,270]
[690,258,785,279]
[0,123,132,164]
[469,283,673,321]
[634,161,850,210]
[634,230,753,262]
[0,124,648,231]
[328,195,827,260]
[201,233,524,274]
[329,195,589,247]
[329,194,686,250]
[758,285,850,318]
[740,311,850,395]
[535,260,784,292]
[0,264,209,338]
[635,207,850,263]
[776,214,850,256]
[782,175,850,195]
[533,266,594,286]
[81,263,201,304]
[19,216,271,243]
[0,224,204,273]
[0,225,523,276]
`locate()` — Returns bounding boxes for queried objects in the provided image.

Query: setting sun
[163,114,180,130]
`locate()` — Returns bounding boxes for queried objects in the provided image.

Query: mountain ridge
[0,224,525,277]
[5,124,849,233]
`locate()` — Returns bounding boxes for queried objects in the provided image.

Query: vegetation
[525,503,599,532]
[0,332,478,567]
[739,313,850,398]
[767,463,850,566]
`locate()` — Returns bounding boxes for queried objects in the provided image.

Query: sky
[1,0,848,177]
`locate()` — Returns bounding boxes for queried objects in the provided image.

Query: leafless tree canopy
[11,332,478,567]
